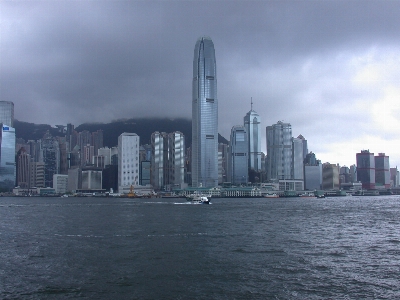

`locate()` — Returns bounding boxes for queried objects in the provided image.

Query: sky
[1,0,400,167]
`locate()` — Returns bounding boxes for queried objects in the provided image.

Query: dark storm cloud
[2,0,400,165]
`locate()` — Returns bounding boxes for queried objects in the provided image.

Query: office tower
[192,36,218,188]
[151,132,168,190]
[53,174,68,194]
[82,169,102,190]
[67,167,81,192]
[349,164,357,183]
[140,161,151,186]
[0,101,14,127]
[322,163,340,190]
[266,121,293,180]
[30,162,45,188]
[297,134,308,161]
[16,148,31,189]
[356,150,375,190]
[230,125,248,185]
[375,153,390,188]
[140,144,152,163]
[92,130,103,155]
[66,123,74,151]
[40,133,60,187]
[292,137,304,180]
[92,155,105,168]
[118,132,140,192]
[98,147,112,166]
[168,131,185,186]
[0,124,16,191]
[304,152,322,190]
[390,167,399,187]
[244,103,261,171]
[218,143,229,184]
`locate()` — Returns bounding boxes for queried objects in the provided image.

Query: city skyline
[2,1,400,167]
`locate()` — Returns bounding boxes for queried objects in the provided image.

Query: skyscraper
[229,125,248,185]
[244,101,261,171]
[266,121,293,180]
[356,150,375,190]
[118,132,140,192]
[192,36,218,188]
[0,101,14,127]
[0,101,15,191]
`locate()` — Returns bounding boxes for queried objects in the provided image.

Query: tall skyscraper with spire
[244,99,261,171]
[192,36,218,188]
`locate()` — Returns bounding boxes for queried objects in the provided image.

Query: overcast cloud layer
[2,0,400,167]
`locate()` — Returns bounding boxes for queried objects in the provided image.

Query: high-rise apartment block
[192,36,218,188]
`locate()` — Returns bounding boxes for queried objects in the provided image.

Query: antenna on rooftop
[251,97,253,110]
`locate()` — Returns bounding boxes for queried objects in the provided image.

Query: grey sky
[2,0,400,166]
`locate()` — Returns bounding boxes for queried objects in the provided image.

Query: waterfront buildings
[191,36,218,188]
[304,152,322,190]
[168,131,185,187]
[292,136,304,181]
[0,124,16,191]
[356,150,376,190]
[375,153,390,188]
[244,105,261,171]
[118,133,140,192]
[266,121,293,180]
[151,132,168,190]
[151,131,185,190]
[322,163,340,190]
[229,125,248,185]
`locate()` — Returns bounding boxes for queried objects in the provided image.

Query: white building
[53,174,68,194]
[118,133,140,193]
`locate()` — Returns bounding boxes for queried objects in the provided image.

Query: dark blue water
[1,196,400,299]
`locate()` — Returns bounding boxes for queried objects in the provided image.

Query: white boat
[264,193,279,198]
[187,194,210,204]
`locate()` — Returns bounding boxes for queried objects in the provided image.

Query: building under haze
[118,133,140,193]
[0,101,14,128]
[229,125,248,185]
[356,150,375,190]
[266,121,293,181]
[244,104,261,172]
[191,36,218,188]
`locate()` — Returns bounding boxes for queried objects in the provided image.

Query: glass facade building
[0,125,16,190]
[230,125,248,185]
[244,109,261,171]
[192,36,218,188]
[266,121,293,180]
[0,101,14,127]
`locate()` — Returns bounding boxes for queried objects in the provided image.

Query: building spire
[251,97,253,111]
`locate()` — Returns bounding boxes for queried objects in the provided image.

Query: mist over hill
[14,118,229,147]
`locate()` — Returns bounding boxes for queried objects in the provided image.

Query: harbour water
[1,196,399,299]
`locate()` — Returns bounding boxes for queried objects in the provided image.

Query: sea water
[1,196,399,299]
